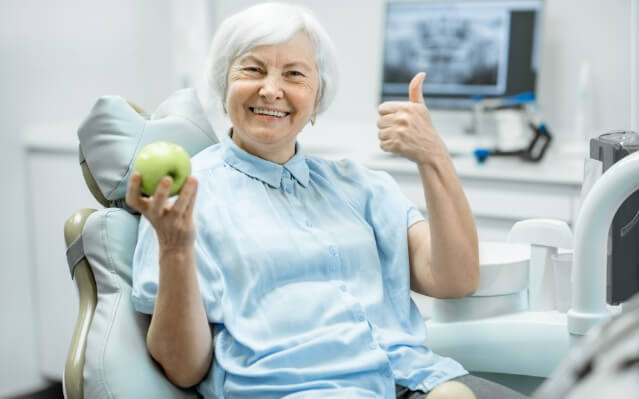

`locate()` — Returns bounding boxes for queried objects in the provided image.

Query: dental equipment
[589,131,639,304]
[426,146,639,395]
[568,147,639,335]
[473,122,552,164]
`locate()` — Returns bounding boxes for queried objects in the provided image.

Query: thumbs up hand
[377,72,448,165]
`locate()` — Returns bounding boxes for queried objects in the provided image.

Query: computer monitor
[381,0,543,108]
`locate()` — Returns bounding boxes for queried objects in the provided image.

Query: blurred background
[1,0,638,397]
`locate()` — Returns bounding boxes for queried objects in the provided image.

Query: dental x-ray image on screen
[381,0,542,109]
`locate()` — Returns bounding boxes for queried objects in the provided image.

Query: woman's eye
[287,70,304,78]
[244,66,261,74]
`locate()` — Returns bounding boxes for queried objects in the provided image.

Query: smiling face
[226,31,320,164]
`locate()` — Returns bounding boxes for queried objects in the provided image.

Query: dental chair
[63,88,217,399]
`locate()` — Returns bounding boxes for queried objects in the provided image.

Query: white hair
[204,2,339,114]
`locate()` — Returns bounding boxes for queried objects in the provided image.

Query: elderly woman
[126,3,526,399]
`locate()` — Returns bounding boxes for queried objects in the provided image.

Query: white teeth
[252,108,288,117]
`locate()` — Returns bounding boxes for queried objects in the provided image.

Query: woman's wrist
[159,245,194,265]
[416,148,453,174]
[412,133,449,167]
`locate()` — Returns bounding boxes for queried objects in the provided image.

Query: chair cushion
[82,208,199,398]
[77,88,217,202]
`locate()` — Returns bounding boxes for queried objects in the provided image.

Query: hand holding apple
[126,142,198,252]
[134,141,191,196]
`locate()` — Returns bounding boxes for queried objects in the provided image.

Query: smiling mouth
[249,107,290,118]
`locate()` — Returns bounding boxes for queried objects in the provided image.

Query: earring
[311,115,317,126]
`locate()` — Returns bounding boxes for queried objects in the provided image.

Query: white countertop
[362,152,584,186]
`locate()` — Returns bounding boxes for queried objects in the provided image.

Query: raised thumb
[408,72,426,104]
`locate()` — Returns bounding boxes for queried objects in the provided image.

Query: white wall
[539,0,632,142]
[0,0,174,395]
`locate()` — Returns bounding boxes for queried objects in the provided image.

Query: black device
[590,131,639,305]
[381,0,543,109]
[473,121,552,163]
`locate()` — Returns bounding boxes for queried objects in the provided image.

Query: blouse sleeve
[130,217,162,315]
[330,158,425,230]
[131,197,226,324]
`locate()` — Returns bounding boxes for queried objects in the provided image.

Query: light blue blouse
[132,134,467,398]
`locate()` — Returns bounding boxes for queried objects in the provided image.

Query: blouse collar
[221,131,310,188]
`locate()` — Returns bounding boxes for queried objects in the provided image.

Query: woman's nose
[258,75,284,101]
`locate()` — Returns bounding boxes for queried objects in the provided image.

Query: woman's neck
[230,128,296,165]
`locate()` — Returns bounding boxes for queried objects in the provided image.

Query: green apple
[134,141,191,196]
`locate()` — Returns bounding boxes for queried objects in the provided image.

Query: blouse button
[305,220,312,228]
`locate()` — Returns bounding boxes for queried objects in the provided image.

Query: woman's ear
[311,91,320,126]
[313,83,322,115]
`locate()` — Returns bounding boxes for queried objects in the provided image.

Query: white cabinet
[387,164,582,242]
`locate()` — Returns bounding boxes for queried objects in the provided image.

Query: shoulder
[306,155,394,188]
[191,143,225,176]
[305,156,400,211]
[189,143,230,204]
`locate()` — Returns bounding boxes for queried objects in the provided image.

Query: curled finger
[125,173,148,213]
[376,113,397,130]
[148,177,172,216]
[379,138,395,153]
[173,177,198,215]
[183,178,199,219]
[377,127,395,141]
[378,101,404,116]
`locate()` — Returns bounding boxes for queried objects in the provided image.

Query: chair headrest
[77,88,218,205]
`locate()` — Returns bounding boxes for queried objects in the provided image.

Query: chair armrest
[64,208,98,399]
